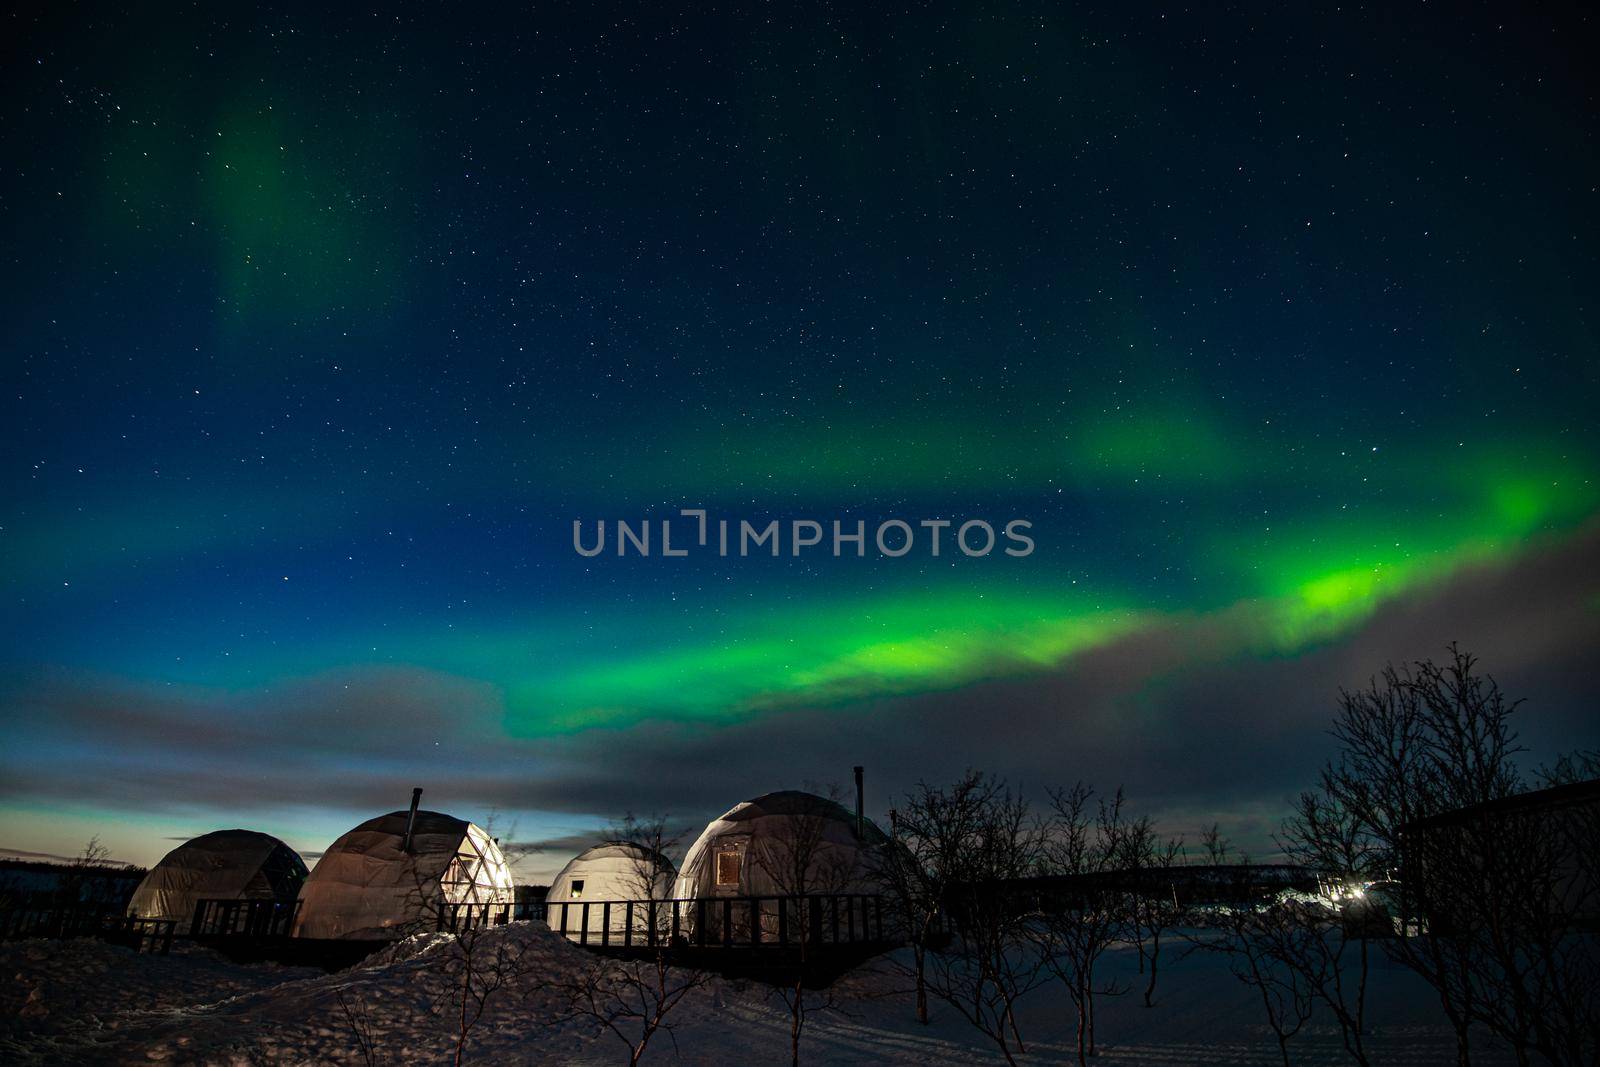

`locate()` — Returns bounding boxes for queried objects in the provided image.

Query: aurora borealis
[3,4,1598,880]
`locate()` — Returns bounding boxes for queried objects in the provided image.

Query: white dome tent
[671,787,890,946]
[674,788,889,899]
[293,792,514,940]
[126,829,308,925]
[546,841,676,941]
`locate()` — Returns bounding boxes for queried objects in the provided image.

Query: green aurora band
[476,448,1594,734]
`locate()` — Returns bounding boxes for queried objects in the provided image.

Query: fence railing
[435,901,529,931]
[0,905,175,954]
[190,898,301,938]
[114,916,177,954]
[182,894,891,952]
[534,894,889,950]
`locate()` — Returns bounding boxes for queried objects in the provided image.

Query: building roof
[1401,777,1600,834]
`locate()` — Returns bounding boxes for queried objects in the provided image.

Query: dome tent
[550,841,676,903]
[547,841,677,939]
[293,804,514,940]
[673,790,889,900]
[126,829,307,924]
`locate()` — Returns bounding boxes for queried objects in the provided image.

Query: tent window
[570,880,584,900]
[715,849,741,887]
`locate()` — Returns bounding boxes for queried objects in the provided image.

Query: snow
[1,924,1515,1064]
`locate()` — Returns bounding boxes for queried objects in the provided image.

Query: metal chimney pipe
[401,787,423,853]
[853,766,865,839]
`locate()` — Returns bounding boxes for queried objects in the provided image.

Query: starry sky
[3,3,1598,881]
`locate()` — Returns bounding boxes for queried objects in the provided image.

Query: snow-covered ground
[1,924,1514,1065]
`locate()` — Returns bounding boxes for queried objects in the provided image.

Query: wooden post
[624,902,634,947]
[601,902,611,947]
[778,896,789,946]
[750,898,761,945]
[722,899,732,947]
[580,902,590,944]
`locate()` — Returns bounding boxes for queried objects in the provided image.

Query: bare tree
[1279,791,1373,1066]
[1121,821,1185,1008]
[391,839,537,1065]
[1031,784,1133,1066]
[1244,933,1317,1067]
[1308,656,1482,1064]
[1198,864,1319,1067]
[749,786,858,1067]
[335,987,380,1067]
[58,835,113,909]
[921,775,1047,1066]
[874,770,998,1025]
[562,814,713,1066]
[1297,645,1600,1067]
[1200,822,1231,866]
[432,907,542,1065]
[480,810,542,871]
[1538,750,1600,787]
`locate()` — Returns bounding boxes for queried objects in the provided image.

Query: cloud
[0,846,92,864]
[510,831,608,855]
[2,524,1596,861]
[512,521,1600,844]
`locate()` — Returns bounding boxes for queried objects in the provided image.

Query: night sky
[3,3,1597,880]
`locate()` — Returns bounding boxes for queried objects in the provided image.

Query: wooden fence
[182,893,892,954]
[190,898,301,938]
[0,905,175,954]
[534,894,888,950]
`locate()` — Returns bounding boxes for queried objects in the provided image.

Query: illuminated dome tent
[293,791,514,940]
[547,842,677,938]
[126,829,308,924]
[673,787,889,901]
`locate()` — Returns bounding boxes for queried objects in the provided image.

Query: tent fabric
[126,830,308,924]
[546,842,677,939]
[292,810,514,940]
[548,842,675,903]
[673,790,888,901]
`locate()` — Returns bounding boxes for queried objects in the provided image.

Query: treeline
[0,838,145,910]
